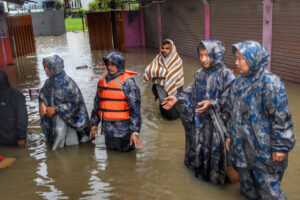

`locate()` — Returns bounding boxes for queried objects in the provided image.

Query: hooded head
[0,70,10,95]
[160,39,176,58]
[103,52,125,79]
[232,41,270,76]
[42,55,65,77]
[196,40,225,70]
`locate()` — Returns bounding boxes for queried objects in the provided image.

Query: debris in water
[0,157,16,169]
[76,65,89,69]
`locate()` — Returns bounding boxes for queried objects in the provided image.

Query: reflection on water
[0,31,299,200]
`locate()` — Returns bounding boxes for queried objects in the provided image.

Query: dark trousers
[152,84,181,120]
[105,134,135,152]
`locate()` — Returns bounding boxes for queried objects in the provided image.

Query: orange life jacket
[98,70,136,120]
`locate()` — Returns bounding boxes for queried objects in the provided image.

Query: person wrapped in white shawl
[144,39,184,120]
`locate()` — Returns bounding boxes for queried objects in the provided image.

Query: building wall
[124,11,145,47]
[23,0,44,10]
[0,15,14,66]
[81,0,92,10]
[31,10,66,37]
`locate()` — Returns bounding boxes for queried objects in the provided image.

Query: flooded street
[0,31,299,200]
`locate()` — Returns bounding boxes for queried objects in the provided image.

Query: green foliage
[65,18,88,32]
[88,0,111,12]
[67,8,87,14]
[88,0,101,12]
[127,3,139,10]
[87,0,140,12]
[78,8,87,14]
[71,8,87,14]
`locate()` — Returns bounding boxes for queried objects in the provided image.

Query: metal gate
[210,0,263,68]
[144,4,159,49]
[161,0,204,57]
[87,11,126,51]
[111,11,126,52]
[271,0,300,83]
[7,14,36,57]
[86,12,113,50]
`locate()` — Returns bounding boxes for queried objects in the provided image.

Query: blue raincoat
[229,41,295,199]
[90,52,142,151]
[39,55,90,144]
[175,40,235,185]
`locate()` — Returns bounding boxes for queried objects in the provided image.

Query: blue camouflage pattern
[39,55,90,142]
[90,52,142,151]
[176,40,235,184]
[237,164,287,200]
[229,41,295,167]
[229,41,295,200]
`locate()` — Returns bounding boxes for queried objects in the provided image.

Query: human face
[44,63,51,77]
[199,49,211,68]
[161,44,171,57]
[106,60,119,75]
[235,50,250,74]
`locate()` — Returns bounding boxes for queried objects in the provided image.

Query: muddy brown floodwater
[0,31,299,200]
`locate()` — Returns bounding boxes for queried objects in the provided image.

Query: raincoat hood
[197,40,226,71]
[232,41,270,76]
[43,55,65,76]
[103,52,125,80]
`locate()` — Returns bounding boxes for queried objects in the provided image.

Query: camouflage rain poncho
[176,40,235,184]
[39,55,90,145]
[228,41,295,200]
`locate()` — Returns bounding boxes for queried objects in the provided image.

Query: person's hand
[161,96,178,110]
[46,106,55,117]
[39,103,47,117]
[90,126,98,138]
[17,139,26,148]
[226,165,239,184]
[195,100,212,114]
[226,138,230,152]
[272,152,286,162]
[130,134,143,149]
